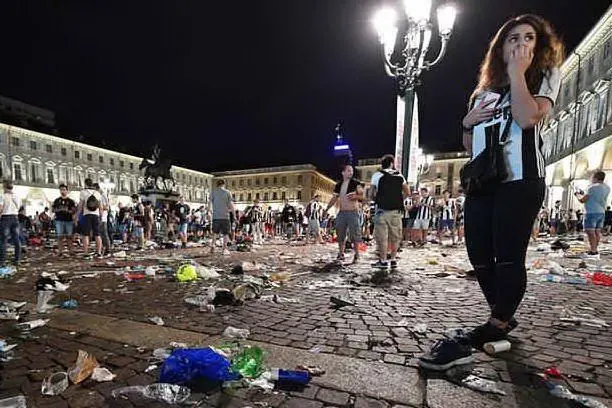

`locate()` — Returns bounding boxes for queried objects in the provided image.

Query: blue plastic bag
[159,348,240,384]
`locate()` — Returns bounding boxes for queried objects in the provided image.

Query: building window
[231,180,236,187]
[45,144,52,153]
[119,160,124,168]
[239,193,244,201]
[247,179,251,186]
[297,190,302,200]
[30,163,40,183]
[130,163,134,170]
[87,153,92,161]
[255,193,260,200]
[273,177,278,185]
[75,151,80,159]
[297,175,303,184]
[239,179,244,186]
[110,158,114,166]
[13,163,22,181]
[255,178,260,186]
[272,192,278,200]
[47,168,54,184]
[247,193,252,201]
[264,192,269,201]
[11,137,19,147]
[435,185,442,196]
[30,141,37,150]
[264,177,269,185]
[61,147,67,156]
[189,175,192,183]
[99,156,104,164]
[281,191,286,200]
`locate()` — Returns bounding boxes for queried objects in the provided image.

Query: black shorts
[212,219,230,235]
[82,214,100,237]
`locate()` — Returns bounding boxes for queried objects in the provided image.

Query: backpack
[86,192,100,211]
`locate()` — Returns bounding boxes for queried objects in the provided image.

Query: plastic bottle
[269,369,311,385]
[111,384,191,404]
[0,395,27,408]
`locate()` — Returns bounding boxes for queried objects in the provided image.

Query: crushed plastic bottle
[91,367,116,382]
[231,346,265,378]
[0,395,27,408]
[36,290,55,313]
[60,299,78,309]
[41,372,69,395]
[16,319,49,330]
[149,316,165,326]
[547,382,609,408]
[222,326,250,340]
[111,383,191,404]
[461,375,506,395]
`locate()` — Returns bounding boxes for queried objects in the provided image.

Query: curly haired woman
[420,14,564,370]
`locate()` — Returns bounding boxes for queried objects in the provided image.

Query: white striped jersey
[441,199,456,220]
[471,68,561,182]
[416,196,435,220]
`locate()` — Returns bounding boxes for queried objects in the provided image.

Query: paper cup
[483,340,511,355]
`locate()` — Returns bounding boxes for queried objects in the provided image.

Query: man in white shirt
[0,180,22,266]
[78,178,103,256]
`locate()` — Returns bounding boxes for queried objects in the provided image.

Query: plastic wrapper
[159,347,240,384]
[68,350,99,384]
[149,316,165,326]
[461,375,506,395]
[548,383,609,408]
[176,264,198,282]
[91,367,116,382]
[0,395,27,408]
[222,326,250,340]
[36,290,55,313]
[16,319,49,330]
[60,299,78,309]
[231,346,265,378]
[111,383,191,404]
[41,372,69,395]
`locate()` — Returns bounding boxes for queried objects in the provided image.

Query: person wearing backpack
[78,178,103,257]
[369,155,411,270]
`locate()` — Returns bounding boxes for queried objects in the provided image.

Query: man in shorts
[52,184,76,257]
[324,164,364,263]
[210,180,234,255]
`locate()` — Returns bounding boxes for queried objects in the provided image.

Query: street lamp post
[372,1,456,184]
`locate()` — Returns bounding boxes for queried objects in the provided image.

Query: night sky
[0,1,610,176]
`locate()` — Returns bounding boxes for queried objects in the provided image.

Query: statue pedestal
[139,188,180,208]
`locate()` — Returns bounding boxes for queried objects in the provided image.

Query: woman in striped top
[461,15,564,348]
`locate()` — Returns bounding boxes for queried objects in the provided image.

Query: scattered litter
[269,272,291,283]
[559,307,608,328]
[0,340,17,353]
[411,323,428,335]
[544,367,562,378]
[41,372,69,396]
[113,251,127,258]
[222,326,250,340]
[145,266,158,277]
[0,395,26,408]
[296,365,325,376]
[195,265,220,279]
[260,294,301,303]
[483,340,511,355]
[36,291,55,313]
[330,296,355,307]
[112,383,191,404]
[16,319,49,331]
[91,367,116,382]
[545,380,608,408]
[144,364,158,373]
[0,266,16,278]
[149,316,165,326]
[60,299,78,309]
[67,350,99,384]
[270,368,310,385]
[542,275,588,284]
[159,347,240,384]
[309,346,323,354]
[461,375,506,395]
[231,346,265,378]
[590,272,612,287]
[176,264,198,282]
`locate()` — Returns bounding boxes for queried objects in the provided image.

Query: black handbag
[460,118,512,195]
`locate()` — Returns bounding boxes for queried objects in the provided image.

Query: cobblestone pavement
[1,238,612,407]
